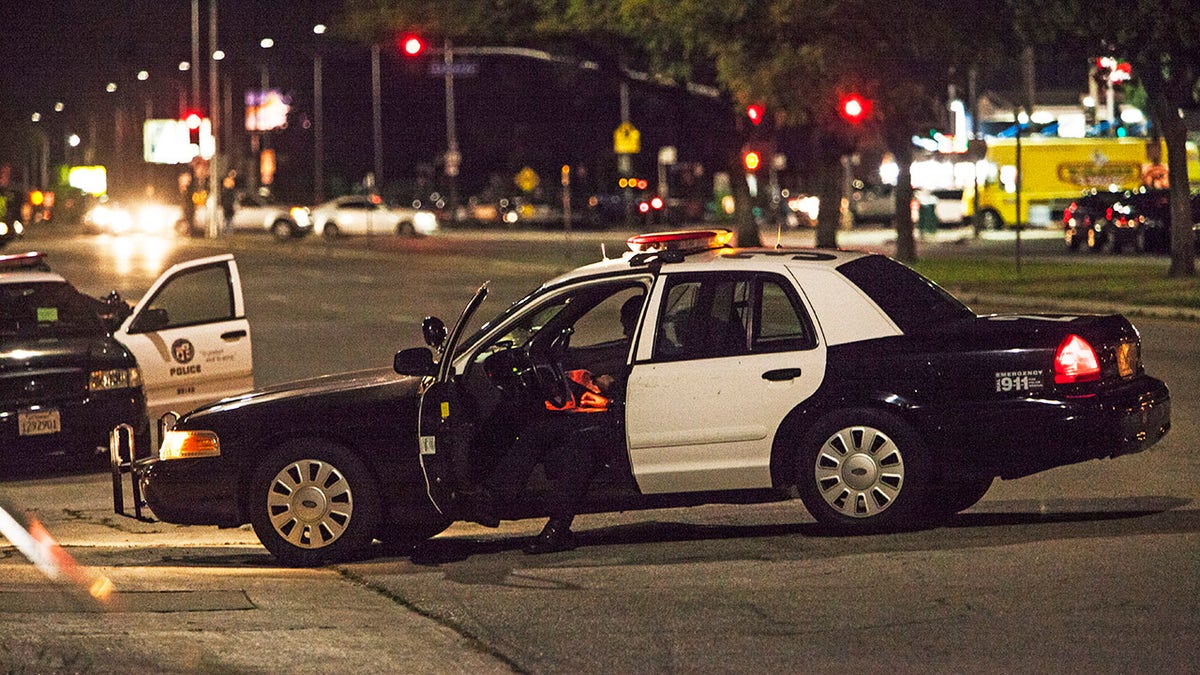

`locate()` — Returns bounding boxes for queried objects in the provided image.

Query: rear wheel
[796,409,932,532]
[248,439,380,566]
[322,223,340,240]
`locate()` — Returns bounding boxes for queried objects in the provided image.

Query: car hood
[179,366,423,421]
[0,334,134,372]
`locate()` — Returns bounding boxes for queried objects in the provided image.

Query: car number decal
[995,369,1044,392]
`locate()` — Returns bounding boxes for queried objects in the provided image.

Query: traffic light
[743,150,761,172]
[839,94,871,124]
[184,111,202,145]
[746,103,764,126]
[399,34,425,57]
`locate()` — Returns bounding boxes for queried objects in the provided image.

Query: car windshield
[0,281,107,338]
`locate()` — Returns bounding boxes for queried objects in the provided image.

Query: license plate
[19,409,61,436]
[1116,342,1138,378]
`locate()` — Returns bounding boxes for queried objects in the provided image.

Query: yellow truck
[963,136,1199,229]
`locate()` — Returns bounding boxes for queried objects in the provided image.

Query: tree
[1012,0,1200,277]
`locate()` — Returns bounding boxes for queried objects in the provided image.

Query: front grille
[0,367,87,406]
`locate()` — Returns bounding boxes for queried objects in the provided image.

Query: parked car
[848,183,895,225]
[310,195,438,239]
[1,251,253,470]
[1062,190,1126,251]
[1112,189,1200,254]
[227,193,311,240]
[117,229,1170,566]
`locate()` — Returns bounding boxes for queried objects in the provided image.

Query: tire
[322,223,340,240]
[979,209,1002,231]
[396,221,416,237]
[247,439,381,566]
[927,474,993,518]
[796,408,931,532]
[271,219,294,241]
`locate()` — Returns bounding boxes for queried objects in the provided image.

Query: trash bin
[918,202,938,234]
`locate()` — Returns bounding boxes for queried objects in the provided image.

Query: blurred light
[260,38,275,49]
[1120,107,1145,124]
[105,82,118,93]
[746,103,764,125]
[839,94,869,123]
[54,102,64,112]
[649,196,664,210]
[1030,111,1055,124]
[67,134,81,147]
[179,61,190,71]
[743,150,761,171]
[212,50,225,61]
[31,112,41,122]
[313,24,327,35]
[137,70,149,81]
[1082,95,1096,108]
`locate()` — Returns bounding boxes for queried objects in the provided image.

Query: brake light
[1054,334,1100,384]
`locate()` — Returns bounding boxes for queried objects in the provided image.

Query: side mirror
[421,316,448,349]
[129,307,169,333]
[393,347,437,377]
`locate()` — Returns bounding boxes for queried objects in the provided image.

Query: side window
[144,265,234,329]
[654,276,750,360]
[753,276,816,352]
[570,286,643,348]
[654,273,815,360]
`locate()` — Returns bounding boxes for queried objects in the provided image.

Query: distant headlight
[159,429,221,460]
[0,222,7,235]
[89,367,142,391]
[12,221,22,235]
[290,206,311,226]
[414,210,438,233]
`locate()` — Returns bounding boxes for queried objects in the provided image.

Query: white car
[310,195,438,239]
[227,193,311,240]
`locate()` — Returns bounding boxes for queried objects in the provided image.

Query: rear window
[0,281,106,337]
[836,255,973,333]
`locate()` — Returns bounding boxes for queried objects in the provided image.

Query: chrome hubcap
[814,426,904,518]
[267,459,353,549]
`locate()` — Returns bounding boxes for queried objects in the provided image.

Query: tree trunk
[1157,101,1196,277]
[815,154,842,249]
[891,138,917,262]
[731,157,762,248]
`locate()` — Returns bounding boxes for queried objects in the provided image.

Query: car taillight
[1054,334,1101,384]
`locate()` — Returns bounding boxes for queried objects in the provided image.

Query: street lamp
[312,24,326,202]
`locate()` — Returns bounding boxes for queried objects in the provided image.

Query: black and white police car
[1,252,254,469]
[120,230,1170,565]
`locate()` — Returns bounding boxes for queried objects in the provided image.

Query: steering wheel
[524,325,573,408]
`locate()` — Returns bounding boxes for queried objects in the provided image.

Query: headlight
[89,367,142,391]
[414,210,438,230]
[290,207,311,226]
[0,222,8,235]
[159,430,221,460]
[12,221,22,235]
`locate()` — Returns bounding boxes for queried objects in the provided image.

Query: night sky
[0,1,725,204]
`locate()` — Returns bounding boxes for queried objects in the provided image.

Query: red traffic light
[746,103,764,126]
[399,35,425,57]
[839,94,871,123]
[184,112,202,130]
[743,150,761,171]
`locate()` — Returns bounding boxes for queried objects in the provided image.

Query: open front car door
[116,254,253,423]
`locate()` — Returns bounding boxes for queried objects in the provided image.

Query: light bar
[626,229,733,254]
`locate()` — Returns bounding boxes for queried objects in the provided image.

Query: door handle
[221,330,247,341]
[762,368,802,381]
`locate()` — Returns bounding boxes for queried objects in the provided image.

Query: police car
[1,252,253,468]
[122,230,1170,566]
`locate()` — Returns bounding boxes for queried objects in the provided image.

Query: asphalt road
[1,224,1197,673]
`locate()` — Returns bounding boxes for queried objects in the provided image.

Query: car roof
[545,243,870,287]
[0,252,65,284]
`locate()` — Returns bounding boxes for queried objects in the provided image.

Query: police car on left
[0,252,254,470]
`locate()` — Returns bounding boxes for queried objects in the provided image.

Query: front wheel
[979,209,1003,231]
[248,439,381,566]
[271,219,294,241]
[796,409,932,533]
[322,223,340,240]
